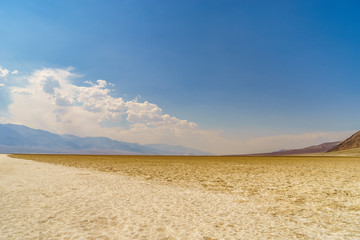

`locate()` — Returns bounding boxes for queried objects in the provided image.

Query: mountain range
[1,123,358,156]
[0,124,211,155]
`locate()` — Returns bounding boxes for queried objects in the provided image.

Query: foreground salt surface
[0,155,359,239]
[0,155,273,239]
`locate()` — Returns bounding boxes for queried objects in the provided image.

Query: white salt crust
[0,155,359,239]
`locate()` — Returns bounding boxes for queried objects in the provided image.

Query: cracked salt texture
[1,154,359,239]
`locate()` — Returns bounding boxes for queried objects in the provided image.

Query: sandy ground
[1,154,360,239]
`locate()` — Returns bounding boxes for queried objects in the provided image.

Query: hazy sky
[0,0,359,154]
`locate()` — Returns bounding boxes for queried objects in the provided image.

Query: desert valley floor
[0,154,359,239]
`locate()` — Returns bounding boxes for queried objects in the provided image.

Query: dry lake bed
[1,154,359,239]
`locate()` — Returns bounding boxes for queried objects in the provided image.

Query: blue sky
[0,0,359,154]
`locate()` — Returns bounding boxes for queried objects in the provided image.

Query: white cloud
[1,66,353,155]
[11,70,19,75]
[0,83,4,87]
[0,67,9,77]
[6,67,209,149]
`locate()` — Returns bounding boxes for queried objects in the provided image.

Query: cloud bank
[7,68,198,141]
[0,66,352,154]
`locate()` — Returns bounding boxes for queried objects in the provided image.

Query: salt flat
[1,154,360,239]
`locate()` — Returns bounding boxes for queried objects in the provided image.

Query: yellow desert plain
[4,153,360,239]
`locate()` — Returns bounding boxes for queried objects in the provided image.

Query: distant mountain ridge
[0,124,211,155]
[244,130,360,156]
[241,141,342,156]
[328,131,360,152]
[267,141,341,156]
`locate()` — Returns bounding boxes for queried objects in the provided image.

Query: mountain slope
[241,141,341,156]
[328,131,360,152]
[0,124,211,155]
[268,141,342,156]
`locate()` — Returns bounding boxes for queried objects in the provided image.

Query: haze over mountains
[0,124,210,155]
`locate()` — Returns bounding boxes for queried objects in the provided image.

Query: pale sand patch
[1,154,359,239]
